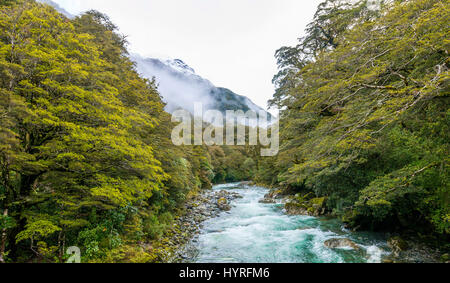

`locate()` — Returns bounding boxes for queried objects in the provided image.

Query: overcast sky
[53,0,322,111]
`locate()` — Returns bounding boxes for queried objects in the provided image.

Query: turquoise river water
[192,183,391,263]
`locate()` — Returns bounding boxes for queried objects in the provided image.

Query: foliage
[260,0,449,235]
[0,0,235,263]
[15,219,60,243]
[1,0,447,263]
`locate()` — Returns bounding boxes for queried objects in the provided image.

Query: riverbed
[188,183,391,263]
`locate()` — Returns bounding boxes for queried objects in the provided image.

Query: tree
[264,0,449,234]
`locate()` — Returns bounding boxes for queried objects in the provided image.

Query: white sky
[53,0,322,111]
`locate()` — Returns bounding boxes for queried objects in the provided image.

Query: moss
[311,197,326,207]
[340,209,359,227]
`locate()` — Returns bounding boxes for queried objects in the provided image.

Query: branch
[358,83,396,90]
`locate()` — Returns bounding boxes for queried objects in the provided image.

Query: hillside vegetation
[0,0,256,263]
[256,0,449,240]
[0,0,448,263]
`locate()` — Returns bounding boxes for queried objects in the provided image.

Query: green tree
[264,0,449,235]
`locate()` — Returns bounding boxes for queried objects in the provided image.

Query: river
[189,183,391,263]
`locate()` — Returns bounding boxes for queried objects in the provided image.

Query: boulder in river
[265,189,285,199]
[217,197,231,211]
[387,236,409,256]
[324,238,360,250]
[297,226,313,231]
[259,198,276,204]
[284,197,327,216]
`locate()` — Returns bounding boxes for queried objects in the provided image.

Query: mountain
[37,0,74,18]
[39,1,272,122]
[131,54,272,120]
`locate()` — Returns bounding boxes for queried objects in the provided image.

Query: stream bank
[162,183,444,263]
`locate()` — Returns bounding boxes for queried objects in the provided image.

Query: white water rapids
[191,183,390,263]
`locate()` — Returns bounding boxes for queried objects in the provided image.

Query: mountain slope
[37,0,74,18]
[131,54,271,118]
[39,1,270,120]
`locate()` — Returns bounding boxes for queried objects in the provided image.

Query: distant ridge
[37,0,74,18]
[131,54,272,120]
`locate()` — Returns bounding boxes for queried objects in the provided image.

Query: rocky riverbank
[259,189,328,217]
[260,188,447,263]
[382,236,447,263]
[145,184,447,263]
[162,189,242,262]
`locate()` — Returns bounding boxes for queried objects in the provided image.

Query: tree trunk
[57,230,66,263]
[0,209,8,263]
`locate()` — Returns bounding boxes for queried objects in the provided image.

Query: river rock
[265,189,284,199]
[387,236,409,256]
[285,203,309,215]
[284,196,327,216]
[230,192,243,199]
[297,226,313,231]
[167,188,243,262]
[259,198,276,204]
[324,238,360,250]
[217,197,231,211]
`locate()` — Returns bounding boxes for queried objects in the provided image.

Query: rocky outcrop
[259,198,276,204]
[217,197,231,211]
[388,236,409,256]
[264,189,285,200]
[382,236,444,263]
[260,189,328,216]
[324,238,360,250]
[285,196,327,216]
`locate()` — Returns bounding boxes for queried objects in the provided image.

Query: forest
[0,0,448,263]
[256,0,448,244]
[0,0,258,262]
